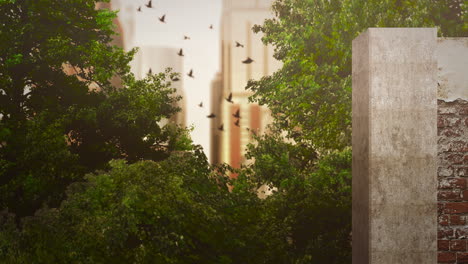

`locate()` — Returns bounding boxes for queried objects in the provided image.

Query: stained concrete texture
[436,38,468,101]
[352,28,438,264]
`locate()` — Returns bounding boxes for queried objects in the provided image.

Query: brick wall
[438,99,468,264]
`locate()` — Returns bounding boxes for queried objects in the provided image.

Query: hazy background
[116,0,223,159]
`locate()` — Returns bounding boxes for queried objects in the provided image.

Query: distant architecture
[108,0,136,50]
[96,2,125,49]
[131,46,187,127]
[210,0,281,167]
[95,2,125,88]
[98,1,186,127]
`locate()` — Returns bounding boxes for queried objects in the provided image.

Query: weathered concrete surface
[352,28,438,264]
[352,30,370,264]
[436,38,468,101]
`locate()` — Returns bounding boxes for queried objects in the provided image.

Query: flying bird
[137,6,142,12]
[242,57,254,64]
[159,15,166,23]
[171,77,180,82]
[177,48,184,56]
[209,24,213,29]
[148,68,152,74]
[235,41,244,48]
[198,102,203,107]
[234,119,240,127]
[207,113,216,118]
[145,0,152,8]
[218,124,224,131]
[184,35,190,40]
[187,69,194,78]
[225,92,233,103]
[233,109,240,118]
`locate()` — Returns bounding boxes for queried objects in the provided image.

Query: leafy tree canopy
[243,0,466,262]
[0,0,190,218]
[247,0,466,151]
[0,148,286,263]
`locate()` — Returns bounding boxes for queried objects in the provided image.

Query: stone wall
[437,99,468,263]
[352,30,467,264]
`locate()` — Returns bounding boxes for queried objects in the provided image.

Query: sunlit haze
[114,0,223,159]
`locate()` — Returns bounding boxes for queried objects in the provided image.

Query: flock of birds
[138,0,256,132]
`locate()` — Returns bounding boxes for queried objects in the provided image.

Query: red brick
[439,252,456,263]
[439,203,447,215]
[439,178,466,189]
[463,190,468,200]
[465,117,468,127]
[439,228,454,239]
[439,116,447,128]
[445,116,461,127]
[444,202,468,214]
[443,129,462,137]
[447,154,465,164]
[439,167,455,177]
[460,106,468,115]
[458,252,468,263]
[450,215,466,226]
[455,227,468,239]
[457,167,468,177]
[450,240,466,251]
[438,190,461,201]
[449,141,468,152]
[439,215,449,226]
[439,240,450,251]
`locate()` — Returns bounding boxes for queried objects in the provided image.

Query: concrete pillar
[352,28,438,263]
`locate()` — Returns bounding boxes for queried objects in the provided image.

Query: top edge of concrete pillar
[353,27,437,43]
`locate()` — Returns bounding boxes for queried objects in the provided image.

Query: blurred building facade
[107,0,136,50]
[131,46,187,127]
[211,0,281,167]
[100,1,186,126]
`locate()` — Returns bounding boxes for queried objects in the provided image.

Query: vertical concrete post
[352,28,438,263]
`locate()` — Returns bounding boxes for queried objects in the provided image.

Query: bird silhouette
[145,0,152,8]
[159,15,166,23]
[137,6,142,12]
[233,109,240,118]
[148,68,152,74]
[235,41,244,48]
[187,69,194,78]
[207,113,216,118]
[225,92,233,103]
[234,119,240,127]
[184,35,190,40]
[218,124,224,131]
[209,24,213,29]
[198,102,203,107]
[171,77,180,82]
[242,57,254,64]
[177,48,184,56]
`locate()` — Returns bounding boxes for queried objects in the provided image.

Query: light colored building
[106,0,136,50]
[103,1,186,127]
[211,0,281,168]
[131,46,187,126]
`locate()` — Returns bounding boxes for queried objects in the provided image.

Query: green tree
[247,0,466,151]
[0,149,286,263]
[244,0,466,262]
[0,0,189,218]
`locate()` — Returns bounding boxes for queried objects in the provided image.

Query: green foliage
[0,0,465,262]
[247,0,466,151]
[0,0,188,218]
[1,149,285,263]
[243,0,466,262]
[244,135,351,263]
